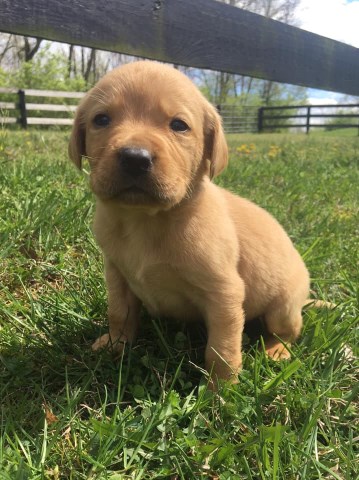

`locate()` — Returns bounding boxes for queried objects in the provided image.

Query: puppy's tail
[303,298,336,309]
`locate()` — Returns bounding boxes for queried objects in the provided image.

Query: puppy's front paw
[92,333,127,353]
[265,340,291,360]
[92,333,111,351]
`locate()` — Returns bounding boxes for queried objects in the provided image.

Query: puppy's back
[220,188,309,319]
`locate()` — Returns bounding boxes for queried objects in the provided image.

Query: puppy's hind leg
[263,265,309,360]
[263,301,303,360]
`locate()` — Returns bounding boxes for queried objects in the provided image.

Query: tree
[0,42,86,91]
[0,33,130,88]
[0,34,43,67]
[66,45,131,85]
[23,37,42,62]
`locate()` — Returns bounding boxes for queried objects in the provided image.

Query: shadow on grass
[1,311,270,437]
[1,315,205,434]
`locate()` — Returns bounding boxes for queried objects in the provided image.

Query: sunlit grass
[0,130,358,479]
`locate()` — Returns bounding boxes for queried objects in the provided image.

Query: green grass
[0,130,358,479]
[310,127,359,137]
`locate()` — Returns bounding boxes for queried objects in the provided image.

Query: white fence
[0,87,84,127]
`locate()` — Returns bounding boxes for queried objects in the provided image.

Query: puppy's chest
[106,231,201,320]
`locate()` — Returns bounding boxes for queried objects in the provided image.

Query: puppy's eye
[93,113,111,127]
[170,118,190,132]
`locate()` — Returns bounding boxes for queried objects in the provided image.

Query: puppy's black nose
[118,147,153,177]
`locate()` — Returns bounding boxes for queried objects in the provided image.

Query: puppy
[69,61,310,384]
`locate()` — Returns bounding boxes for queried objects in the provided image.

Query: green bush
[0,43,86,91]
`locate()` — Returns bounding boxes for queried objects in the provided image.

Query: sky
[295,0,359,103]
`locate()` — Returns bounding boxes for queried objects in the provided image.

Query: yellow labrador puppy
[69,61,310,384]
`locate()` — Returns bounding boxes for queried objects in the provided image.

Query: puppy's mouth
[119,184,157,203]
[94,179,172,206]
[123,185,147,194]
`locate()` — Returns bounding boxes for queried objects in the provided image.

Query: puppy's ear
[204,103,228,179]
[68,102,86,169]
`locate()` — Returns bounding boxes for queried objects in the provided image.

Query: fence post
[258,107,264,133]
[306,106,311,134]
[18,89,27,128]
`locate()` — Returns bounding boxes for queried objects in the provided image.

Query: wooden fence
[258,104,359,134]
[1,0,358,97]
[0,88,257,131]
[219,105,259,134]
[0,87,84,128]
[2,87,358,134]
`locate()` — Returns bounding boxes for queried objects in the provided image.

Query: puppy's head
[69,61,228,209]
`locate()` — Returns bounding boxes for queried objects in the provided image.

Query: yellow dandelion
[236,144,248,152]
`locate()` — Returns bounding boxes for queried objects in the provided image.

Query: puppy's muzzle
[118,147,153,178]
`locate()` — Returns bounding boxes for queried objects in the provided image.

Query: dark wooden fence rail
[1,0,359,96]
[258,104,359,134]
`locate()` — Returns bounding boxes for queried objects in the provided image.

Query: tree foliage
[0,37,84,90]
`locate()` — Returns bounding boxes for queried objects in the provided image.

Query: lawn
[0,129,358,479]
